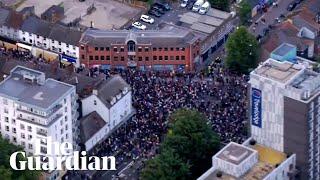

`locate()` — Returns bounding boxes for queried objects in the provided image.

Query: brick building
[79,27,201,71]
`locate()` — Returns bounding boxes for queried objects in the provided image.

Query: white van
[192,0,204,12]
[198,1,210,14]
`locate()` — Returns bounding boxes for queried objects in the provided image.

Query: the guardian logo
[9,137,116,171]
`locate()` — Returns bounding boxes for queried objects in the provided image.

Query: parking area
[16,0,143,30]
[126,1,203,30]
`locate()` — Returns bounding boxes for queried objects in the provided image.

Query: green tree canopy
[209,0,230,11]
[239,0,252,25]
[141,109,220,180]
[140,148,190,180]
[225,26,260,74]
[0,137,40,180]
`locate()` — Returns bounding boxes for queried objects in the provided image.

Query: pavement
[248,0,305,37]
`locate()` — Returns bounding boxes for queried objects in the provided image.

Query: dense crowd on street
[90,60,249,175]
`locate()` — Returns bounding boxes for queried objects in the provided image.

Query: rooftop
[79,111,106,143]
[0,66,74,110]
[216,142,255,165]
[252,59,303,84]
[272,43,296,56]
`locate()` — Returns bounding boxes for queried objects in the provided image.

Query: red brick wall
[80,41,200,71]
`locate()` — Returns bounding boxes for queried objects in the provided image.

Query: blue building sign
[251,88,262,128]
[60,54,77,63]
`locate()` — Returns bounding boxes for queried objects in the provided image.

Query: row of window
[89,46,186,52]
[86,55,186,61]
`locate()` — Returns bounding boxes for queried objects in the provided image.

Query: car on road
[287,2,297,11]
[154,2,171,11]
[132,22,146,30]
[148,9,161,17]
[181,0,188,7]
[152,6,165,14]
[140,15,155,24]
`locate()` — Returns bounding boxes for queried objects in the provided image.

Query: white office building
[0,66,79,180]
[80,75,134,151]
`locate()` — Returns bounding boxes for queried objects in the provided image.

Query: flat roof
[0,66,73,109]
[253,144,286,166]
[253,59,303,84]
[80,111,106,143]
[216,142,255,165]
[272,43,296,56]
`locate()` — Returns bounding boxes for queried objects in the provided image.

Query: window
[12,128,16,134]
[153,47,156,51]
[114,56,119,61]
[82,55,85,59]
[28,144,33,149]
[101,56,105,60]
[164,48,168,51]
[37,35,40,38]
[100,47,104,51]
[81,46,84,50]
[158,47,162,51]
[145,47,149,52]
[89,56,93,60]
[21,133,25,139]
[159,56,163,61]
[121,56,125,61]
[170,47,174,51]
[20,124,25,130]
[145,57,149,61]
[95,47,99,51]
[181,56,185,60]
[5,117,8,123]
[95,56,99,60]
[170,56,174,60]
[59,48,62,52]
[29,39,32,43]
[52,40,55,43]
[138,57,142,61]
[181,47,185,51]
[28,126,32,132]
[22,37,26,41]
[120,47,124,52]
[113,47,117,52]
[176,47,179,51]
[28,135,32,140]
[66,44,69,48]
[106,56,110,60]
[138,47,142,52]
[4,108,8,114]
[106,47,110,51]
[176,56,180,60]
[164,56,168,60]
[94,100,97,105]
[153,56,157,60]
[5,126,9,132]
[58,42,61,45]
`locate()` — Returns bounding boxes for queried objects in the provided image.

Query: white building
[0,8,23,45]
[0,66,79,180]
[198,139,297,180]
[80,75,134,151]
[18,16,82,66]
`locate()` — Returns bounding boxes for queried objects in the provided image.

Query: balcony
[37,129,48,136]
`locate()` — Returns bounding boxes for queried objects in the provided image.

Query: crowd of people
[87,60,249,178]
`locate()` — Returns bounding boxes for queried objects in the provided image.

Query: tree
[225,26,260,74]
[141,148,190,180]
[163,109,220,178]
[0,137,40,180]
[239,1,251,25]
[209,0,230,11]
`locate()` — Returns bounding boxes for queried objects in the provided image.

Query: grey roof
[0,8,10,27]
[80,111,106,143]
[21,16,82,45]
[21,16,52,37]
[41,5,64,18]
[0,66,74,109]
[95,75,130,108]
[80,26,198,47]
[49,24,82,46]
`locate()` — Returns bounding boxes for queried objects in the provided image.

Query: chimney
[92,89,98,96]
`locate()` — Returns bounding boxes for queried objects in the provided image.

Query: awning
[0,36,16,44]
[60,54,77,63]
[16,43,32,51]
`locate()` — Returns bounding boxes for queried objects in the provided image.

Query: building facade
[249,57,320,179]
[0,66,79,180]
[79,28,201,71]
[80,75,134,151]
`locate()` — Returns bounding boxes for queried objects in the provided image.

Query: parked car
[154,2,171,11]
[198,1,210,14]
[192,0,205,12]
[148,9,161,17]
[181,0,188,7]
[287,2,297,11]
[152,6,165,14]
[132,22,146,30]
[140,15,155,24]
